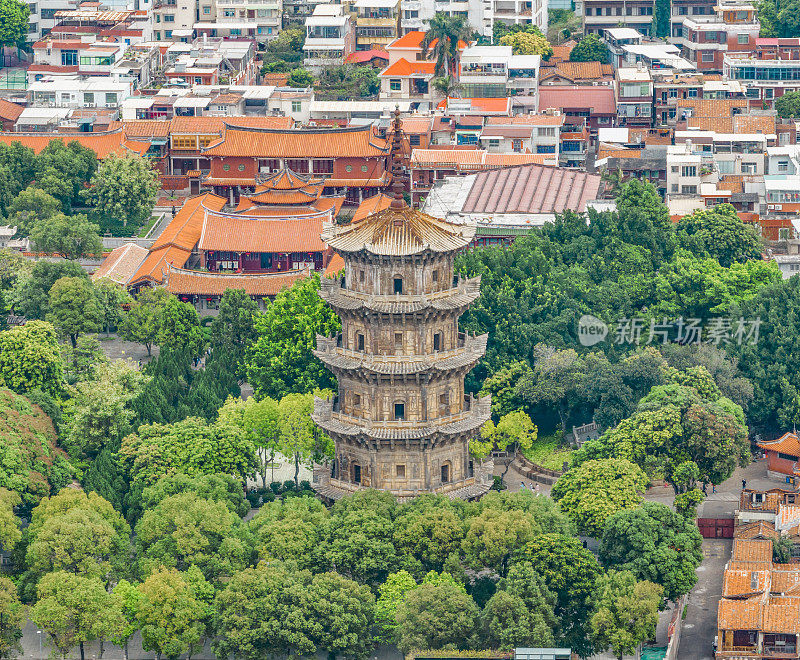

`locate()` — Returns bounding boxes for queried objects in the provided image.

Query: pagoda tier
[314,332,488,378]
[312,393,491,442]
[318,275,481,316]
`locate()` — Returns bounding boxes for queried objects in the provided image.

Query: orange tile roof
[388,31,466,51]
[168,115,294,135]
[401,116,433,134]
[198,214,326,253]
[0,98,24,122]
[345,49,389,64]
[759,432,800,458]
[778,504,800,530]
[550,40,576,62]
[598,148,643,160]
[211,93,243,105]
[163,264,310,297]
[483,153,552,166]
[0,129,147,159]
[486,114,565,126]
[718,597,763,630]
[324,253,345,277]
[92,243,149,285]
[444,97,511,114]
[723,568,770,597]
[129,244,192,286]
[677,98,749,117]
[380,58,436,77]
[771,569,800,594]
[352,192,393,223]
[735,521,780,541]
[733,539,775,564]
[717,175,745,193]
[540,60,611,82]
[763,598,800,633]
[202,124,388,158]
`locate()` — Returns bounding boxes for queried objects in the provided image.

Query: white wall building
[303,5,353,73]
[27,78,133,109]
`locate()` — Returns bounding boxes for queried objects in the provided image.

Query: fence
[696,517,735,539]
[514,451,563,486]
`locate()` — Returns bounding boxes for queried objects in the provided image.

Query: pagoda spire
[389,105,407,209]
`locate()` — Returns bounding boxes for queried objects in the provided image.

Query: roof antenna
[389,105,407,210]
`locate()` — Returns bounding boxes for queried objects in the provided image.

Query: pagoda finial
[389,105,407,209]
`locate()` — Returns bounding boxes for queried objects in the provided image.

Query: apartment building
[724,54,800,108]
[480,113,564,157]
[194,0,281,42]
[458,45,540,98]
[575,0,656,36]
[303,5,354,73]
[671,0,759,72]
[26,78,133,109]
[152,0,195,40]
[616,65,653,127]
[354,0,400,51]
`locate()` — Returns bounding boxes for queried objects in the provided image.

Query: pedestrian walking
[520,481,526,490]
[712,483,716,494]
[742,479,747,490]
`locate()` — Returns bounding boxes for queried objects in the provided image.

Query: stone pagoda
[311,111,492,501]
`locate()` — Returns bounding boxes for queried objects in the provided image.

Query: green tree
[135,492,252,583]
[315,65,380,100]
[84,152,160,231]
[0,576,24,660]
[396,581,480,653]
[0,0,29,48]
[374,570,418,645]
[392,498,466,573]
[47,276,103,348]
[66,360,147,458]
[157,294,204,355]
[652,0,671,37]
[246,275,340,398]
[499,29,553,58]
[93,278,131,335]
[139,472,248,519]
[483,561,557,650]
[0,489,20,552]
[6,186,61,237]
[0,320,64,397]
[117,286,171,357]
[302,572,376,659]
[551,458,647,537]
[288,68,314,87]
[520,534,602,657]
[30,213,103,260]
[249,495,328,568]
[591,570,663,660]
[110,580,143,660]
[136,567,209,660]
[8,259,86,321]
[776,90,800,117]
[432,75,463,98]
[569,33,610,62]
[213,562,315,660]
[278,391,332,486]
[421,14,474,75]
[210,288,259,354]
[478,410,538,457]
[462,507,539,575]
[599,501,703,601]
[35,140,97,212]
[479,360,532,418]
[676,204,762,267]
[30,571,124,660]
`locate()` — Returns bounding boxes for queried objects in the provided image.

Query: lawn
[521,431,573,472]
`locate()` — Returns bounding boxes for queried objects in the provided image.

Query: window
[105,93,118,105]
[701,52,715,62]
[741,162,756,174]
[511,139,523,152]
[394,402,405,420]
[357,333,365,351]
[61,49,78,66]
[345,165,353,172]
[203,5,210,12]
[359,270,365,283]
[409,134,421,146]
[687,88,698,98]
[537,144,556,154]
[779,452,799,461]
[286,158,309,173]
[291,100,301,112]
[393,277,403,294]
[165,29,172,37]
[313,159,334,174]
[432,269,439,283]
[223,163,230,171]
[83,92,94,105]
[671,184,679,192]
[396,464,406,478]
[681,185,698,194]
[361,165,368,173]
[681,166,697,177]
[440,462,450,483]
[154,31,161,39]
[389,79,402,91]
[433,332,442,351]
[778,159,790,173]
[173,135,196,149]
[353,393,361,407]
[198,135,215,148]
[717,160,734,174]
[537,127,556,137]
[164,14,174,21]
[738,33,749,44]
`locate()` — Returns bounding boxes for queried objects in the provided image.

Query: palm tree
[432,75,462,99]
[421,14,474,77]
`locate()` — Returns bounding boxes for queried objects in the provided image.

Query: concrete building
[354,0,400,51]
[303,5,354,73]
[576,0,656,36]
[616,65,653,127]
[458,45,540,98]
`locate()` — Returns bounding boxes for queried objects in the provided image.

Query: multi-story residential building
[539,60,614,86]
[303,5,354,74]
[458,45,540,98]
[669,0,715,41]
[194,0,281,42]
[379,58,437,105]
[670,0,759,72]
[152,0,195,41]
[575,0,656,36]
[480,113,564,158]
[489,0,548,36]
[616,65,653,127]
[26,78,133,109]
[354,0,400,51]
[723,54,800,108]
[28,0,78,41]
[539,85,616,134]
